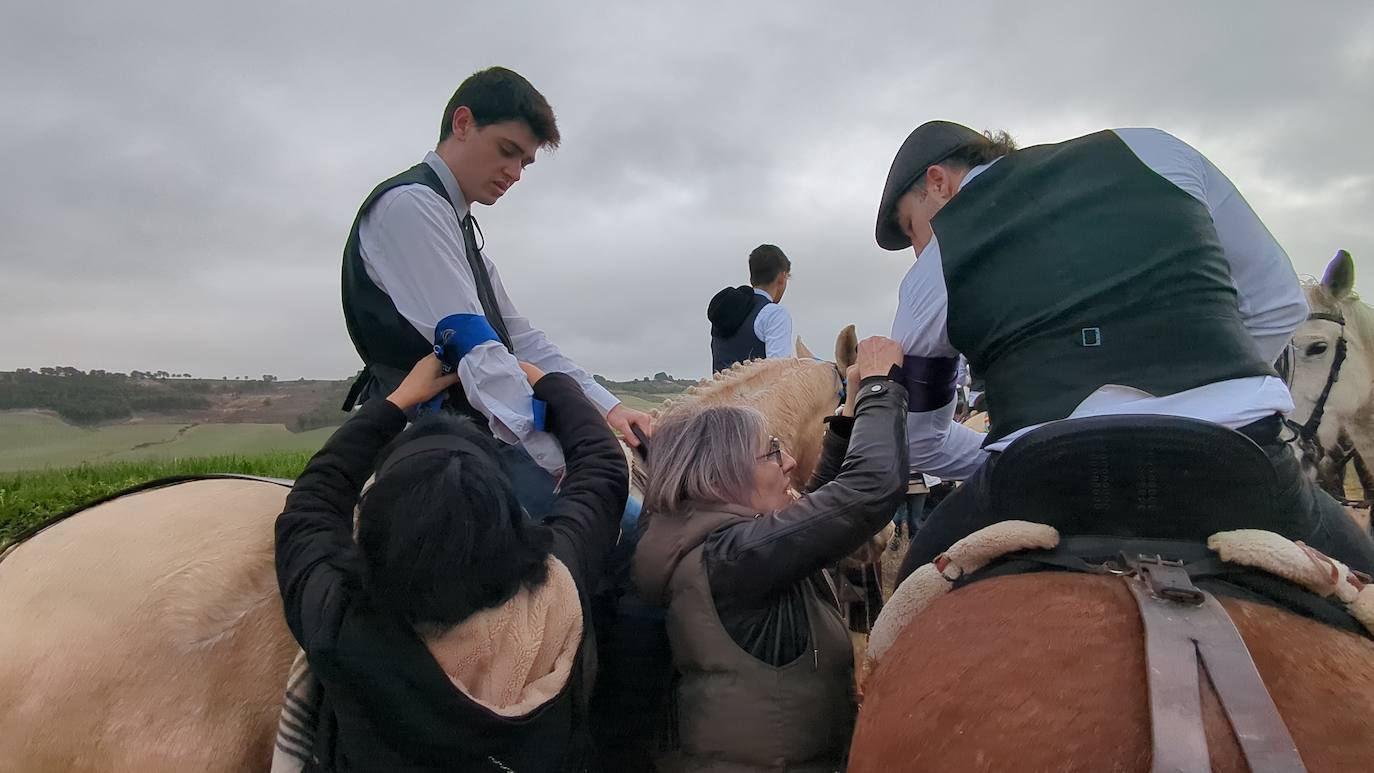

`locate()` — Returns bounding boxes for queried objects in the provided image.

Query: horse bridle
[1278,311,1348,454]
[1276,310,1371,508]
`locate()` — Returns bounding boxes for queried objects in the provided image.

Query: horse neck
[662,358,841,484]
[665,359,837,411]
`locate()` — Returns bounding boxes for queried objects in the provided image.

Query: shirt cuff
[520,431,567,474]
[583,382,621,415]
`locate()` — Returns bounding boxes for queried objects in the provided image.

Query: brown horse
[0,329,860,773]
[854,400,1374,771]
[850,571,1374,772]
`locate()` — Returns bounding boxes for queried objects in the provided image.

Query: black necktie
[459,213,514,351]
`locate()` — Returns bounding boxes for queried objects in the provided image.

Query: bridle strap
[808,357,847,407]
[1282,311,1349,446]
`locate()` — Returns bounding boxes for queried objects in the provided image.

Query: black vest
[933,130,1275,443]
[340,162,507,423]
[710,293,771,372]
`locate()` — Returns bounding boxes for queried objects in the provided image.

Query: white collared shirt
[752,288,794,359]
[357,151,620,473]
[892,128,1306,479]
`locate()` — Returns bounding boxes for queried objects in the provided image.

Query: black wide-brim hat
[875,120,985,251]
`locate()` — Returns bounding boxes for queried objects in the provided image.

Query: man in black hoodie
[707,245,794,372]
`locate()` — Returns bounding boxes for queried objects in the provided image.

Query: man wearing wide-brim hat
[877,121,1374,581]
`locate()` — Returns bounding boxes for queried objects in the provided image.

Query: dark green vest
[340,163,502,421]
[933,130,1275,443]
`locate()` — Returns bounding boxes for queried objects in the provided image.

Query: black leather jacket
[700,374,909,664]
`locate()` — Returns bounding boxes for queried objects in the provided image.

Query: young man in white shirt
[340,67,652,488]
[875,121,1374,579]
[707,244,795,372]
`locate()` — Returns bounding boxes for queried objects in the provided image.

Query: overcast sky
[2,1,1371,381]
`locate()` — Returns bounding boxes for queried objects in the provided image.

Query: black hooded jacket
[708,286,770,371]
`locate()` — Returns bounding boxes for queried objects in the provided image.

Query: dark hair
[908,129,1018,195]
[748,244,792,286]
[438,67,560,148]
[357,414,552,633]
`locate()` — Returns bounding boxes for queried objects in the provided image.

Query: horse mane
[627,357,842,494]
[652,357,837,419]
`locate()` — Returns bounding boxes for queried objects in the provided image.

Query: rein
[1323,429,1374,510]
[810,358,846,407]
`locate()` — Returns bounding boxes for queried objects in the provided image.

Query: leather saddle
[991,414,1282,541]
[973,415,1367,637]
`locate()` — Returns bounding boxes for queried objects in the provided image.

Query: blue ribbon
[531,398,547,432]
[434,313,502,370]
[419,313,505,416]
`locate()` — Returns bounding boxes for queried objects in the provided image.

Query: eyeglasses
[756,436,785,466]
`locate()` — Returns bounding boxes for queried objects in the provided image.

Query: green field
[0,382,690,547]
[0,378,686,473]
[0,412,337,472]
[0,451,313,549]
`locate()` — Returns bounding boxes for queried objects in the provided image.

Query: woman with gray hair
[633,336,909,772]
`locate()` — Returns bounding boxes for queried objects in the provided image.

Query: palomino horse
[641,326,857,489]
[1283,250,1374,533]
[0,329,861,773]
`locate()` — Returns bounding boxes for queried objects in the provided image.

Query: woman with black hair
[275,354,628,772]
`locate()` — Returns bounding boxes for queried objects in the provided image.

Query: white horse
[1284,249,1374,531]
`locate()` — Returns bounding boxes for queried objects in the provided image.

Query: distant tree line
[0,368,216,425]
[3,367,684,429]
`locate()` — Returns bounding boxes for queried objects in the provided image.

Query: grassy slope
[0,382,690,545]
[0,452,313,548]
[0,412,336,472]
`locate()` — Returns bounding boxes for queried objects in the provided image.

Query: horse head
[1289,250,1374,459]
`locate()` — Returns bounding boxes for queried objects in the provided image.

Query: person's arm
[275,357,458,648]
[703,340,908,605]
[528,370,631,588]
[359,186,566,471]
[483,254,621,414]
[800,363,864,492]
[803,416,855,494]
[891,242,990,479]
[1115,128,1307,363]
[484,252,654,446]
[754,304,794,359]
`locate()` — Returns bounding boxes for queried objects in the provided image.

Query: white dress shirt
[892,128,1307,479]
[358,152,620,473]
[752,289,794,359]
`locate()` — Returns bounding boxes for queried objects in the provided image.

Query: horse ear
[1322,250,1356,300]
[795,336,815,359]
[835,325,858,371]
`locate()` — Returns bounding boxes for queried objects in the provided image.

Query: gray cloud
[2,0,1371,380]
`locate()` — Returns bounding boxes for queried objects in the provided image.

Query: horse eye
[1304,342,1330,357]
